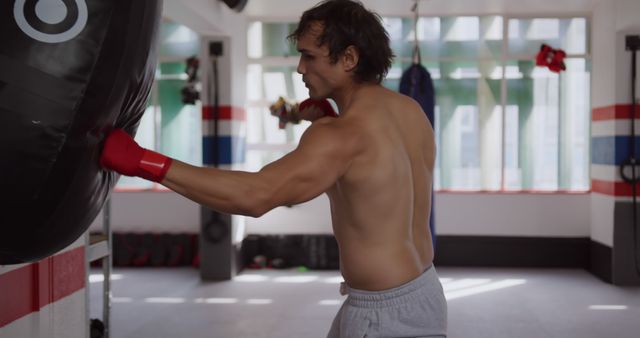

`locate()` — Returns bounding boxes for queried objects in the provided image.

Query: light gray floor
[89,267,640,338]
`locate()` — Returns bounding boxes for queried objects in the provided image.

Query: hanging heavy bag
[0,0,162,264]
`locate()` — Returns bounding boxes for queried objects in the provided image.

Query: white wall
[591,0,616,109]
[614,0,640,32]
[247,195,332,234]
[90,191,201,233]
[245,0,598,19]
[591,194,615,246]
[590,0,615,246]
[248,192,592,237]
[94,191,591,237]
[0,237,87,338]
[0,291,86,338]
[435,193,591,237]
[163,0,243,36]
[589,0,640,246]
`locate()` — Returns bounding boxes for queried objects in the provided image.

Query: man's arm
[158,121,352,217]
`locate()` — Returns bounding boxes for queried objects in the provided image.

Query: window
[246,15,590,192]
[505,18,590,190]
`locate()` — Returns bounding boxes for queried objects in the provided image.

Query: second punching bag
[0,0,162,264]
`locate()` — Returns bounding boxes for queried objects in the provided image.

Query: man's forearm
[100,129,273,216]
[161,160,270,217]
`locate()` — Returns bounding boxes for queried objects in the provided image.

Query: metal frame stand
[87,198,112,337]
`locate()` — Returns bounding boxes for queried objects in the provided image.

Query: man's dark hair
[288,0,394,84]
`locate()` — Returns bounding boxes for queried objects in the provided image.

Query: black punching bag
[0,0,162,264]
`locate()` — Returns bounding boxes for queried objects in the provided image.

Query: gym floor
[89,267,640,338]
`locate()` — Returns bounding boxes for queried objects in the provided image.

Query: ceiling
[244,0,601,19]
[162,0,603,36]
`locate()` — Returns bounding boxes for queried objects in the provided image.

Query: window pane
[260,65,301,102]
[292,73,308,102]
[385,17,441,61]
[559,58,590,190]
[444,16,480,41]
[382,60,404,90]
[248,107,287,144]
[506,60,560,190]
[436,63,481,190]
[247,64,263,101]
[157,65,202,166]
[503,105,521,189]
[480,16,503,59]
[508,18,587,56]
[263,71,288,102]
[387,16,503,60]
[440,17,480,59]
[256,22,298,58]
[247,22,263,58]
[483,16,503,41]
[477,60,503,190]
[246,106,265,144]
[383,17,404,47]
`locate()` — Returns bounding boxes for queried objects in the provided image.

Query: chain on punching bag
[0,0,162,264]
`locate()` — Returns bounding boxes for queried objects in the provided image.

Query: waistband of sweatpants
[344,265,438,308]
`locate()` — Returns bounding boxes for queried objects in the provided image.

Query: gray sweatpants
[327,265,447,338]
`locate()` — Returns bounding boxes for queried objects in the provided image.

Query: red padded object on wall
[536,43,567,73]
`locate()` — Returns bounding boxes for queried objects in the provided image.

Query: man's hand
[297,98,338,121]
[100,129,173,183]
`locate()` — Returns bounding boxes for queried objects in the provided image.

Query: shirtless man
[100,1,447,337]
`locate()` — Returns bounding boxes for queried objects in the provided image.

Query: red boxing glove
[535,44,553,67]
[298,98,338,119]
[536,44,567,73]
[99,129,172,183]
[269,97,299,129]
[548,49,566,73]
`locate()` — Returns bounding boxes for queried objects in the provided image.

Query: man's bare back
[319,85,436,291]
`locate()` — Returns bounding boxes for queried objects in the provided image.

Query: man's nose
[296,59,305,74]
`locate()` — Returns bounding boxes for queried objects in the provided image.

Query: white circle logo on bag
[14,0,88,44]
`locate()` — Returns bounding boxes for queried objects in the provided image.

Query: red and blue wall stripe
[591,103,640,197]
[202,105,246,166]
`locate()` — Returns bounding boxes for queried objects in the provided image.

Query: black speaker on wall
[221,0,248,12]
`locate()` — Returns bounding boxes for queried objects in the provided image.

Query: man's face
[295,22,344,99]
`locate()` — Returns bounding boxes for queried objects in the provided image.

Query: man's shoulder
[303,116,349,141]
[301,116,364,153]
[313,116,364,139]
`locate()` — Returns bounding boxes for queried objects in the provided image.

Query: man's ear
[341,45,359,72]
